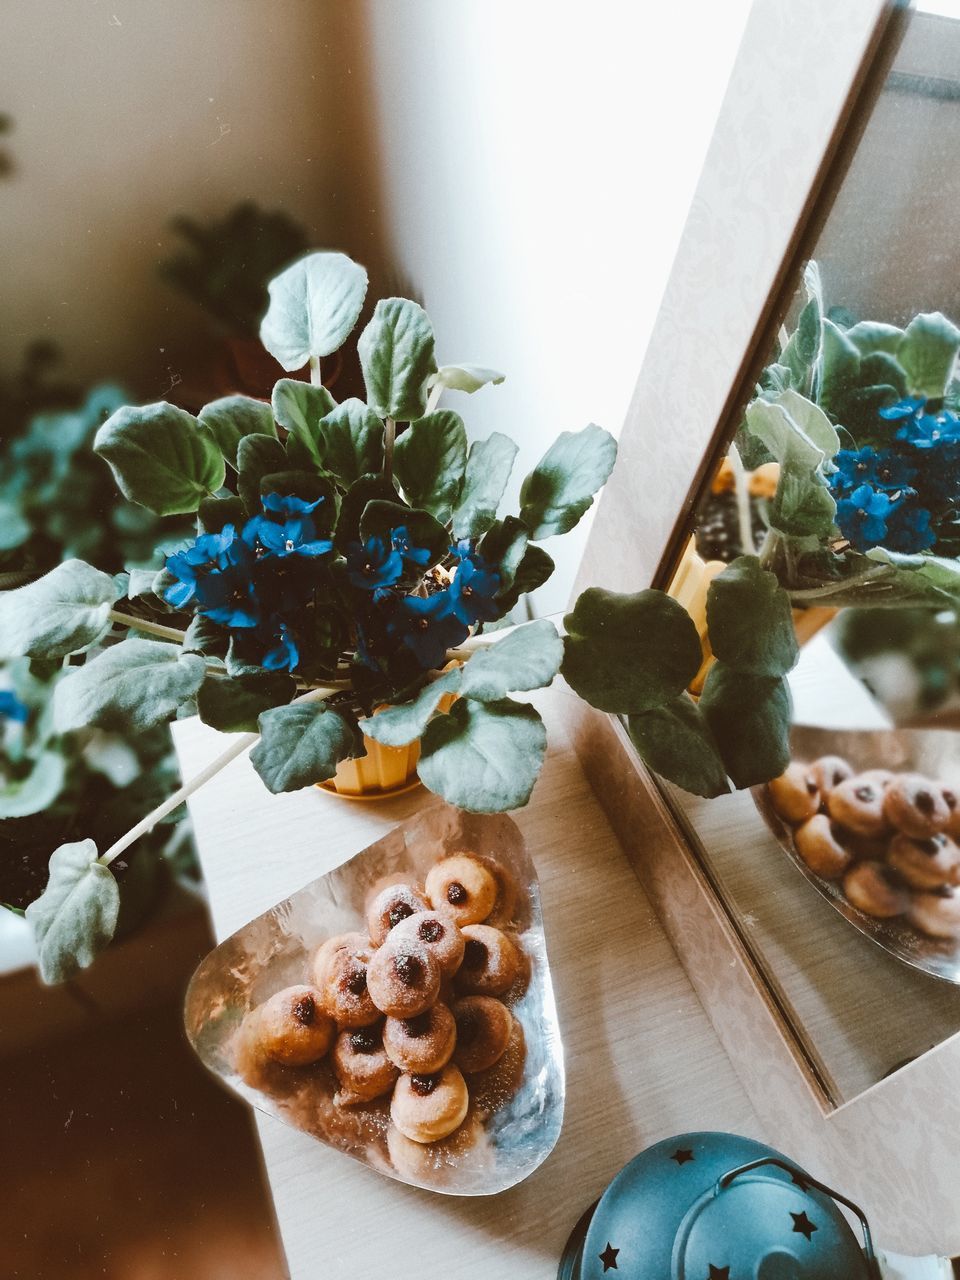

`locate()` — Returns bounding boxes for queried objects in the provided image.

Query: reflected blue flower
[261,620,299,671]
[836,483,897,550]
[391,525,432,567]
[831,447,917,495]
[164,524,247,609]
[885,502,936,553]
[879,396,927,422]
[0,690,29,723]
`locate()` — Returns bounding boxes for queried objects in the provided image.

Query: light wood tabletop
[174,687,761,1280]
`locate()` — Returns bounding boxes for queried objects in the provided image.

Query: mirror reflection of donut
[767,758,960,942]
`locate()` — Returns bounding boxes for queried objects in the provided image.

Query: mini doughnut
[425,854,497,925]
[253,985,335,1066]
[451,996,514,1073]
[942,785,960,840]
[843,861,910,919]
[908,887,960,940]
[473,855,519,927]
[768,763,820,825]
[366,881,430,946]
[312,933,380,1028]
[455,924,520,997]
[827,777,890,839]
[807,755,855,797]
[883,774,952,840]
[366,937,441,1018]
[382,1003,456,1074]
[390,910,464,977]
[858,768,895,791]
[331,1024,399,1106]
[390,1064,470,1143]
[387,1106,489,1183]
[793,815,853,880]
[887,831,960,891]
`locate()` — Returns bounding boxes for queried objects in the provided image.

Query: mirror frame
[565,0,960,1256]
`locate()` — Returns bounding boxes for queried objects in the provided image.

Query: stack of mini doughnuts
[240,851,525,1149]
[768,757,960,940]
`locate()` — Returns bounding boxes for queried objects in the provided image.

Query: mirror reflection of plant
[835,606,960,720]
[565,261,960,800]
[6,250,617,983]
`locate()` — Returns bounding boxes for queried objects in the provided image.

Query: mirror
[662,3,960,1106]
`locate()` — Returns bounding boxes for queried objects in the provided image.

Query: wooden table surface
[174,687,761,1280]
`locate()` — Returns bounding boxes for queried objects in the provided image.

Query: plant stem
[726,441,755,557]
[107,610,187,644]
[384,417,396,483]
[97,686,335,868]
[787,564,895,602]
[425,384,443,415]
[309,355,323,387]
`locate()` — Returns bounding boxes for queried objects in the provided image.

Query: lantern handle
[715,1157,882,1279]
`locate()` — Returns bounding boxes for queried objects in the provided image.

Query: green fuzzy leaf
[358,298,438,421]
[818,319,861,416]
[360,667,462,747]
[775,389,840,457]
[897,312,960,399]
[845,321,904,356]
[519,423,617,539]
[198,395,276,469]
[394,411,468,521]
[452,432,519,539]
[271,378,336,469]
[0,500,29,551]
[360,500,447,564]
[418,697,546,812]
[54,639,206,732]
[479,517,529,592]
[460,619,563,701]
[259,251,369,371]
[626,696,729,798]
[428,365,505,394]
[197,673,295,734]
[699,664,792,789]
[317,398,384,486]
[126,567,161,601]
[0,559,121,660]
[0,751,67,818]
[250,702,363,792]
[198,495,245,533]
[237,433,287,514]
[94,402,225,515]
[25,840,120,984]
[335,473,400,552]
[743,397,836,538]
[496,544,555,612]
[562,587,703,714]
[858,351,907,399]
[781,296,821,384]
[182,613,229,657]
[706,556,799,677]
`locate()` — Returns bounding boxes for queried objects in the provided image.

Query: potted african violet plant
[4,250,616,983]
[560,261,960,800]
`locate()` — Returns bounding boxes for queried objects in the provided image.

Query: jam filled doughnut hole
[332,1024,399,1106]
[390,910,464,976]
[390,1064,470,1144]
[455,924,522,997]
[366,936,442,1018]
[424,854,498,925]
[254,985,336,1067]
[312,933,380,1028]
[382,1004,457,1074]
[366,880,431,947]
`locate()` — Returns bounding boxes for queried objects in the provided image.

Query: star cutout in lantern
[791,1210,818,1241]
[707,1267,730,1280]
[670,1148,695,1166]
[599,1242,619,1272]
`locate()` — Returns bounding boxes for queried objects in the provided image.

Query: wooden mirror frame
[564,0,960,1256]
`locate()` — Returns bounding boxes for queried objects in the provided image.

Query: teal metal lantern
[559,1132,881,1280]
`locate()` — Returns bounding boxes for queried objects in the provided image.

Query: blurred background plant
[159,201,309,339]
[833,605,960,723]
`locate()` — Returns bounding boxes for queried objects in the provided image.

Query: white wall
[361,0,752,610]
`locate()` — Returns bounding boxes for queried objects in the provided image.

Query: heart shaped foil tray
[183,803,565,1195]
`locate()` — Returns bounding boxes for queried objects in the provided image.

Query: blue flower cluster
[164,494,502,677]
[828,398,960,553]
